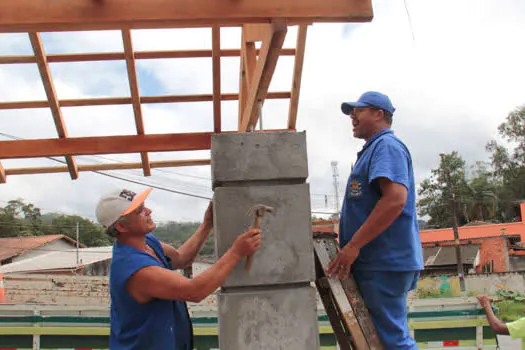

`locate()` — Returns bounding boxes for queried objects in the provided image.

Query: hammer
[245,204,274,270]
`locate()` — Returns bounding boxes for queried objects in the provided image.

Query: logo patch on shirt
[349,180,362,197]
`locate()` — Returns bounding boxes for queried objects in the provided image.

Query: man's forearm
[483,305,509,335]
[187,250,241,302]
[348,196,404,248]
[177,224,212,267]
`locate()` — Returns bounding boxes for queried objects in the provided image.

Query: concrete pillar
[212,131,319,350]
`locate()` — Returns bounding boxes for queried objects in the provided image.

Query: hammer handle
[245,215,262,270]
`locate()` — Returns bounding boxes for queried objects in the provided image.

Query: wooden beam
[0,92,291,110]
[0,0,373,33]
[0,48,296,64]
[0,163,6,183]
[28,32,79,180]
[287,24,308,130]
[5,159,211,176]
[0,133,212,159]
[212,26,221,133]
[122,29,151,176]
[238,26,258,130]
[240,21,287,131]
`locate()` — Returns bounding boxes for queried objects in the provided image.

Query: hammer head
[246,204,274,217]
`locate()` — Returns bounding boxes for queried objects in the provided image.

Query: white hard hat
[96,188,152,228]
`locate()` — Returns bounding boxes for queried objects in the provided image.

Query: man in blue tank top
[327,91,424,349]
[96,188,261,350]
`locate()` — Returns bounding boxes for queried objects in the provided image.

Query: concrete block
[218,286,320,350]
[214,183,315,287]
[211,131,308,186]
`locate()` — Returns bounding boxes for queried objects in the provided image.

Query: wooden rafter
[0,48,296,65]
[0,128,291,161]
[0,92,291,110]
[288,24,308,130]
[238,25,258,129]
[0,163,6,183]
[0,133,213,159]
[5,159,211,176]
[122,29,151,176]
[0,0,373,33]
[239,21,287,131]
[212,26,222,133]
[28,32,79,180]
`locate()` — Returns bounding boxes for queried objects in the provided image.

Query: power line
[403,0,416,42]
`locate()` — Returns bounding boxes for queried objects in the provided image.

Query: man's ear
[114,221,128,233]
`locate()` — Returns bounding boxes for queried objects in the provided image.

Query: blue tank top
[109,233,193,350]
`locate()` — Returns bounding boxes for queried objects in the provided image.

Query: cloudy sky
[1,0,525,225]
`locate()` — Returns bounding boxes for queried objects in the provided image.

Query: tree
[0,199,43,237]
[418,152,472,227]
[43,215,112,247]
[486,104,525,219]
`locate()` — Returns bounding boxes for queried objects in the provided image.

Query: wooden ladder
[313,232,384,350]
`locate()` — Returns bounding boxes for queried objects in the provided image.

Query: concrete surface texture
[214,183,315,288]
[211,131,308,187]
[218,286,320,350]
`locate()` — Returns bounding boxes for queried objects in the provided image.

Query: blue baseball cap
[341,91,396,115]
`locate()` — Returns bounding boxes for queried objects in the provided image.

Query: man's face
[124,203,156,235]
[349,106,381,140]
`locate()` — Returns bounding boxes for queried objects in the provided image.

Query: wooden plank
[244,24,272,42]
[238,25,258,130]
[313,238,370,350]
[320,237,383,349]
[5,159,211,176]
[0,0,374,33]
[28,32,79,180]
[0,49,296,64]
[0,162,6,183]
[315,258,353,350]
[212,26,221,133]
[122,29,151,176]
[0,133,212,159]
[240,21,287,131]
[287,24,308,130]
[0,92,291,110]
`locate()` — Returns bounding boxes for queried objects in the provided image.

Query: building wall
[83,259,111,276]
[12,239,75,263]
[477,238,509,273]
[3,274,109,305]
[411,272,525,298]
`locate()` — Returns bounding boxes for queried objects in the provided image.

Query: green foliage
[415,288,443,299]
[152,221,215,257]
[417,104,525,227]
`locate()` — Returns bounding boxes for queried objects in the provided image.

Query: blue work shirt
[339,129,424,271]
[109,233,193,350]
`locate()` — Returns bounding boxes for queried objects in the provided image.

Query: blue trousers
[352,269,420,349]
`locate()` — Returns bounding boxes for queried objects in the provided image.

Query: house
[422,244,480,276]
[0,235,86,265]
[0,246,113,276]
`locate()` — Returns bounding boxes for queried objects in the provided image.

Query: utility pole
[441,154,465,292]
[76,222,79,266]
[331,161,340,219]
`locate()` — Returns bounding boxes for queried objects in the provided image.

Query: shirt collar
[357,129,393,158]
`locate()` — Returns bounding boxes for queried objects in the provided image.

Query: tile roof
[0,235,85,262]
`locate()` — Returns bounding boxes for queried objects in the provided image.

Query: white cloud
[1,0,525,223]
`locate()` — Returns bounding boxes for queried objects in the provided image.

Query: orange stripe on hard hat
[120,188,152,216]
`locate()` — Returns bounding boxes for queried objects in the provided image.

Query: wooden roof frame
[0,0,373,183]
